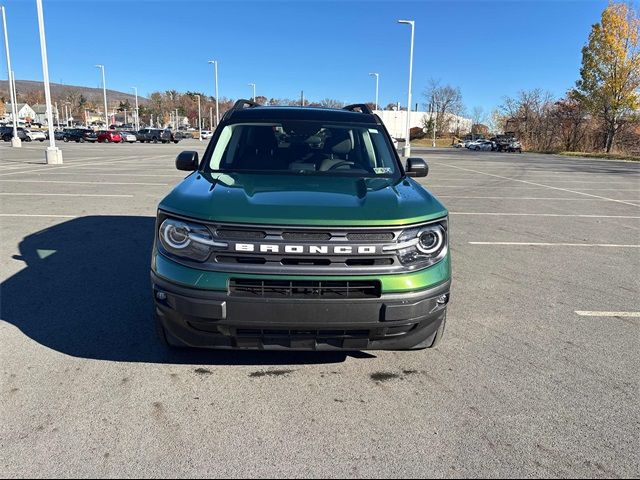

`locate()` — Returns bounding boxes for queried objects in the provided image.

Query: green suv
[151,101,450,350]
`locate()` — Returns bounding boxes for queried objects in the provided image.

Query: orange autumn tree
[571,2,640,152]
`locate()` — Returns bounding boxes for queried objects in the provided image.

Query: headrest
[332,139,352,155]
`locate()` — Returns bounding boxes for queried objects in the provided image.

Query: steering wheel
[327,161,355,171]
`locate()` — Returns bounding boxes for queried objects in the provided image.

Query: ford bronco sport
[151,101,451,350]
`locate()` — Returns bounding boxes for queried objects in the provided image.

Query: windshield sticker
[374,167,392,174]
[368,129,379,134]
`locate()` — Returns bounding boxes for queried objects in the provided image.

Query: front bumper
[152,271,450,351]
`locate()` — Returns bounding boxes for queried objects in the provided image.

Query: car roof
[227,106,379,125]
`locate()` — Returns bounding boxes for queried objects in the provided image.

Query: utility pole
[1,6,20,147]
[131,86,139,131]
[398,19,415,158]
[207,60,219,126]
[36,0,62,163]
[369,72,379,111]
[248,83,256,101]
[196,94,202,141]
[95,64,108,128]
[301,90,304,106]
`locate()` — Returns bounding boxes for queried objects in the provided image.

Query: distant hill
[0,79,147,105]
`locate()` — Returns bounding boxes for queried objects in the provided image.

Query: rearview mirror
[176,151,199,171]
[405,158,428,177]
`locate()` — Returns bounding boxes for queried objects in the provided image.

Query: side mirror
[176,151,199,171]
[405,158,428,178]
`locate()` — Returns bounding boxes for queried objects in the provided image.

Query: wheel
[63,137,69,142]
[152,137,158,143]
[80,138,85,143]
[174,141,179,144]
[39,139,44,142]
[75,139,80,143]
[104,138,109,143]
[25,137,32,142]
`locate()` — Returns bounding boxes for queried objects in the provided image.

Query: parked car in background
[173,131,192,141]
[0,126,29,142]
[97,131,122,143]
[119,131,138,143]
[161,129,179,144]
[468,140,495,151]
[137,128,165,143]
[200,130,213,140]
[25,129,46,142]
[63,128,98,143]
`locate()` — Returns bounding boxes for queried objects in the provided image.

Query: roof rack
[232,99,260,111]
[342,104,373,114]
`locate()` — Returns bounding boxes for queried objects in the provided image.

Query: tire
[174,141,179,144]
[39,139,44,142]
[104,138,109,143]
[63,137,69,142]
[152,137,158,144]
[80,138,85,143]
[25,137,32,142]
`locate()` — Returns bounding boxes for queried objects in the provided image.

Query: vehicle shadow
[1,216,368,365]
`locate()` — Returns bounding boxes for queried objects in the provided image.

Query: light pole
[195,94,202,141]
[248,83,256,101]
[36,0,62,163]
[369,72,379,111]
[131,86,139,131]
[207,60,219,126]
[209,106,213,130]
[95,64,108,127]
[398,19,415,158]
[175,108,179,130]
[1,6,20,147]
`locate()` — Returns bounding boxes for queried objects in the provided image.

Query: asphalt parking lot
[1,140,638,478]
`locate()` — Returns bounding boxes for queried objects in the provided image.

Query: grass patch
[533,150,640,162]
[411,138,456,148]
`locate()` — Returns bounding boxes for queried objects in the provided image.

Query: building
[374,109,472,139]
[5,103,37,122]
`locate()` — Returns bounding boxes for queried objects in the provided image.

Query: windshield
[206,121,400,177]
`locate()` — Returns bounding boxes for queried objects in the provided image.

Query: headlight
[158,217,226,262]
[384,219,448,269]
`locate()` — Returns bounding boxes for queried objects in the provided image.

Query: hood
[159,172,447,226]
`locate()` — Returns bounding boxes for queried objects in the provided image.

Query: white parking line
[26,172,182,177]
[432,178,639,185]
[0,156,139,177]
[0,192,134,197]
[431,162,640,207]
[0,213,77,218]
[0,179,169,186]
[438,196,639,201]
[575,311,640,317]
[428,185,640,191]
[451,212,640,219]
[469,242,640,247]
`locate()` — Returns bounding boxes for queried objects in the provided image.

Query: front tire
[152,137,158,144]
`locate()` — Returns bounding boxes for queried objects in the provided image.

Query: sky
[1,0,608,114]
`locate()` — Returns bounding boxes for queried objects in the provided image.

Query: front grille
[229,279,381,298]
[282,232,331,241]
[216,229,266,240]
[346,232,395,241]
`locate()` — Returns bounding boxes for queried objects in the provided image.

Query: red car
[97,130,122,143]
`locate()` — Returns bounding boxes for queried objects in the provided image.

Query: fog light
[436,294,449,305]
[156,291,167,301]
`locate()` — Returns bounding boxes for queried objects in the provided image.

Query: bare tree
[423,79,464,136]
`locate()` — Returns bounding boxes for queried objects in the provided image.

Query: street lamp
[131,86,139,131]
[95,64,108,127]
[369,72,379,111]
[248,83,256,101]
[398,19,415,158]
[36,0,62,163]
[195,94,202,141]
[207,60,219,126]
[1,6,20,147]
